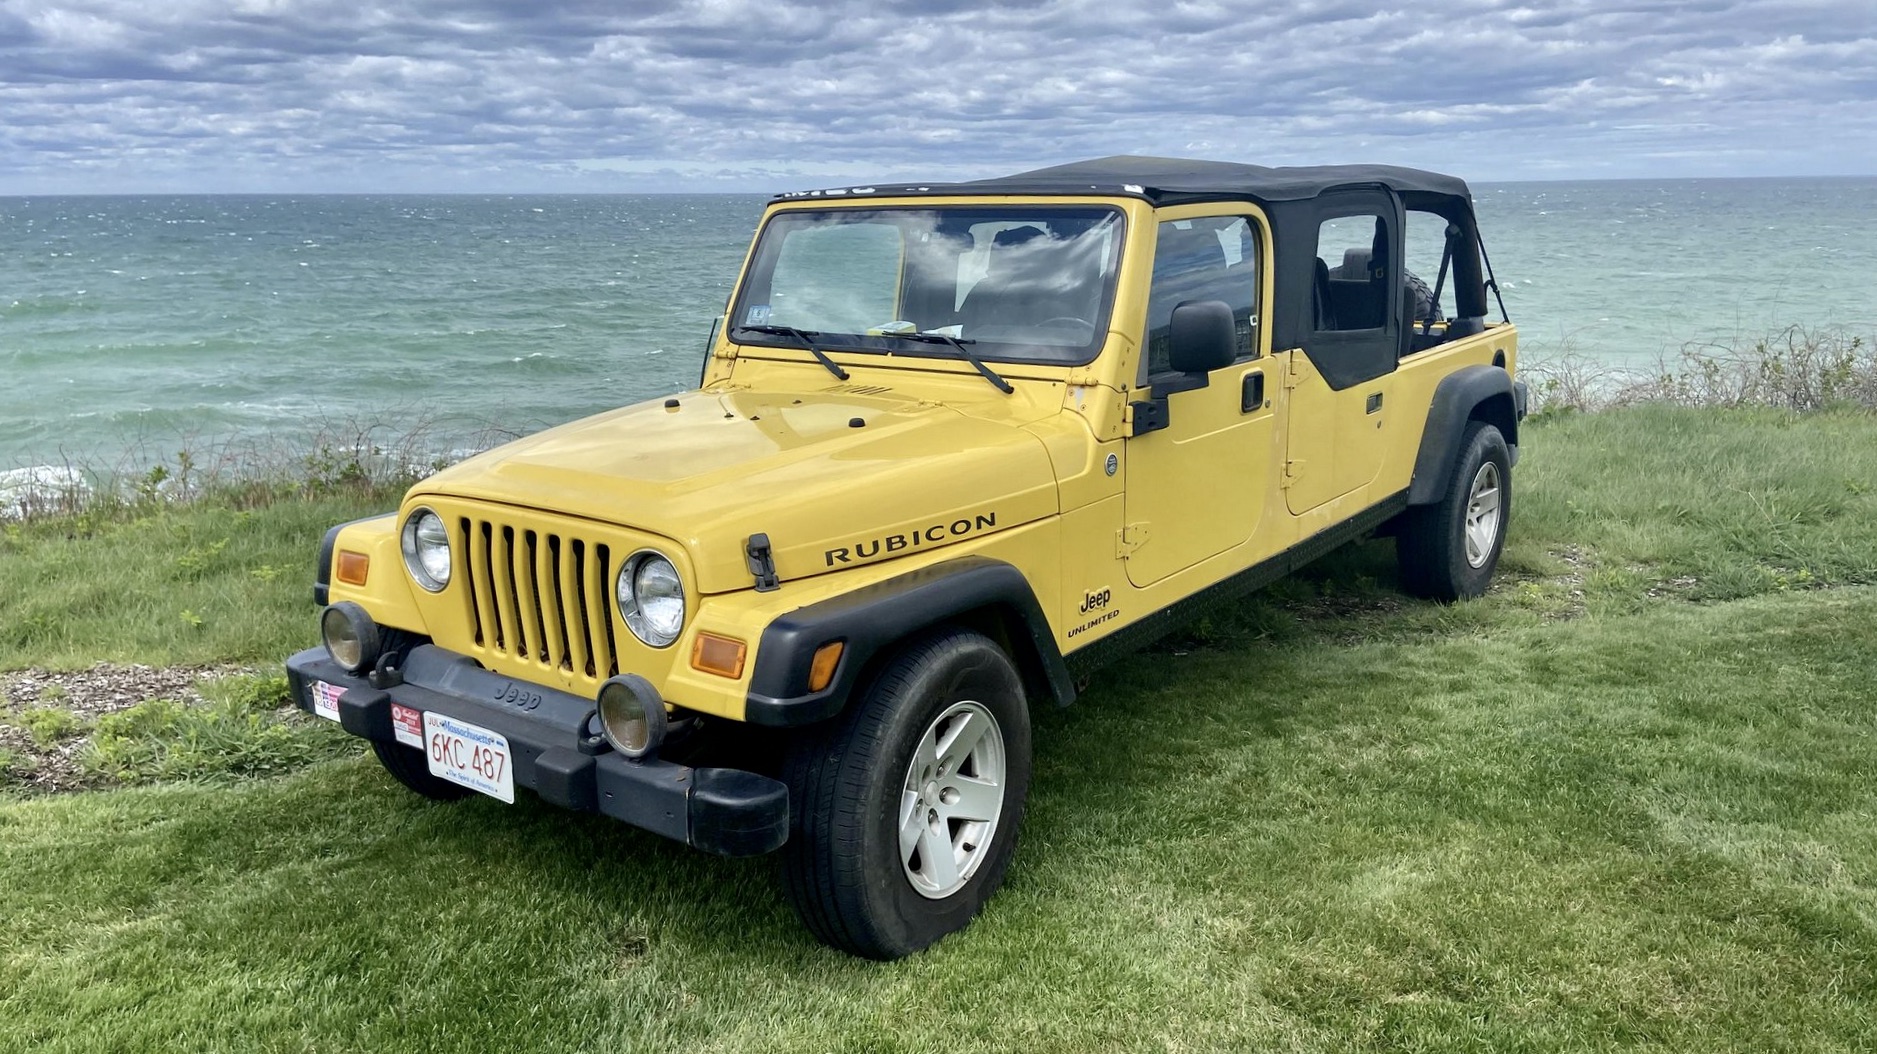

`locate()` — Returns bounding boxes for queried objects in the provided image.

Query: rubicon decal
[825,513,998,567]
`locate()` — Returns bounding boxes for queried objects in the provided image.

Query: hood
[415,386,1062,593]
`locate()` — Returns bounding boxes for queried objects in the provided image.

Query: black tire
[371,739,473,801]
[1397,420,1510,602]
[1404,269,1438,323]
[780,628,1032,960]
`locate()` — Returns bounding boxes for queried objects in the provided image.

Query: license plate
[310,680,344,722]
[423,712,515,804]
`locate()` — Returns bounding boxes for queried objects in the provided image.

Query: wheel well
[951,603,1062,708]
[841,604,1061,714]
[1470,389,1518,447]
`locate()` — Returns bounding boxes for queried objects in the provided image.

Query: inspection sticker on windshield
[309,680,343,722]
[423,712,514,804]
[745,304,771,325]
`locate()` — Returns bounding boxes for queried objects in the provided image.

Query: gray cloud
[0,0,1869,192]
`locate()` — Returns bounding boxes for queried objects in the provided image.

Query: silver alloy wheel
[898,700,1006,900]
[1463,460,1503,568]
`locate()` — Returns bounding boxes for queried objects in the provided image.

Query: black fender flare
[743,556,1075,727]
[1407,365,1523,506]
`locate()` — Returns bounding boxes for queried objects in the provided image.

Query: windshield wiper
[896,333,1014,394]
[731,324,849,381]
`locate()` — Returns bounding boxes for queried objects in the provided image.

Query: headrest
[992,225,1046,250]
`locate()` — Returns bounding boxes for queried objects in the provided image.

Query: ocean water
[2,179,1874,473]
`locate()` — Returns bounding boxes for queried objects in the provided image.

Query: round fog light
[321,601,382,674]
[597,674,668,758]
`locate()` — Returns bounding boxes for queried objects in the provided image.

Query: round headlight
[597,674,668,758]
[616,550,685,648]
[400,507,452,592]
[321,601,381,674]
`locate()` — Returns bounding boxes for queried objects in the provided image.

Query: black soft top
[772,154,1474,208]
[771,156,1499,381]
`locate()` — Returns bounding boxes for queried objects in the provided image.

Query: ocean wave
[0,465,90,520]
[2,295,100,319]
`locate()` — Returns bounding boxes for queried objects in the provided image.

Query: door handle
[1242,371,1266,413]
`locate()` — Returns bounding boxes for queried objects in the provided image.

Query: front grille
[459,516,620,682]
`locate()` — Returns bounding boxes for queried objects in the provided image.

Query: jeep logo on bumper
[824,513,997,567]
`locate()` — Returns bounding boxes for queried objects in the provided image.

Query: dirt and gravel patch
[1,662,250,793]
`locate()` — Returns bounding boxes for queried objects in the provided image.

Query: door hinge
[1117,523,1149,558]
[1281,459,1304,488]
[1283,353,1304,389]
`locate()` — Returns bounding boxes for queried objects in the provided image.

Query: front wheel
[781,628,1032,960]
[1397,420,1510,602]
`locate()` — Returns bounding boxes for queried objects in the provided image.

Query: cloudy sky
[0,0,1870,194]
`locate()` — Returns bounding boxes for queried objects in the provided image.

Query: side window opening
[1141,216,1260,384]
[1314,214,1391,332]
[1403,209,1460,352]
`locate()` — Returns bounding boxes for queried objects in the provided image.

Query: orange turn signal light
[690,632,747,680]
[808,641,845,693]
[336,550,370,586]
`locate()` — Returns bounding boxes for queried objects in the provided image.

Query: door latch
[1242,371,1266,413]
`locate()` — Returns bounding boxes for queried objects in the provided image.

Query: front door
[1124,211,1275,588]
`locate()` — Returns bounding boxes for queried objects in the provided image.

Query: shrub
[1522,326,1877,416]
[7,707,90,748]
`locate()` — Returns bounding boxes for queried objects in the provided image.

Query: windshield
[731,205,1125,366]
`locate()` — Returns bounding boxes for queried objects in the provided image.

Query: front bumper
[285,645,788,857]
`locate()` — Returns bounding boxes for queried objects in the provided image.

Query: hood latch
[745,533,781,593]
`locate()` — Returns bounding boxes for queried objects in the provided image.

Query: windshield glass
[731,205,1125,366]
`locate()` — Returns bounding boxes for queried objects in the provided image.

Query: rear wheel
[1398,420,1510,602]
[371,739,472,801]
[781,628,1032,960]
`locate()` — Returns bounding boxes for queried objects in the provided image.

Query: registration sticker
[391,703,424,748]
[423,712,515,804]
[310,680,344,722]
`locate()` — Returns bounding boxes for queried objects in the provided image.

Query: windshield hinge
[745,533,780,592]
[1117,523,1149,559]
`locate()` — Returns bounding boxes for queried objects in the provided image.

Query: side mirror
[1168,300,1236,374]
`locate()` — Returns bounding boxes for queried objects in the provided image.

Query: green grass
[0,488,400,669]
[81,676,354,786]
[2,406,1876,1052]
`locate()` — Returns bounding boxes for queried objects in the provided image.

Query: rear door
[1284,189,1402,514]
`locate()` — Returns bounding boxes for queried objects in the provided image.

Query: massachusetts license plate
[422,712,515,804]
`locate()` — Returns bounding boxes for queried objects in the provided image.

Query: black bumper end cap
[338,687,393,741]
[535,747,598,812]
[690,768,789,857]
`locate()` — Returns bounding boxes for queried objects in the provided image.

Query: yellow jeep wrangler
[286,156,1526,959]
